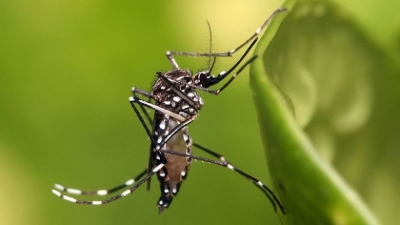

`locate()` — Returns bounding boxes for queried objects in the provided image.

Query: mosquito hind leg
[54,169,147,196]
[161,148,285,214]
[52,164,164,205]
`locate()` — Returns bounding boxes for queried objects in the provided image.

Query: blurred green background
[0,0,399,225]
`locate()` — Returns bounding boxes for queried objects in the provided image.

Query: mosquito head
[193,71,214,88]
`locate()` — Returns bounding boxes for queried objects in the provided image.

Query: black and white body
[52,8,287,214]
[149,70,203,212]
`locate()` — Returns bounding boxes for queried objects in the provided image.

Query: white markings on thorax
[173,96,181,102]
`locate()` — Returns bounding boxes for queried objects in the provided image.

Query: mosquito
[52,8,287,214]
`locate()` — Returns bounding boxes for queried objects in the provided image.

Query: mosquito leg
[54,169,147,196]
[192,143,285,213]
[132,87,155,99]
[188,54,258,95]
[178,38,257,96]
[205,38,257,86]
[129,96,156,144]
[130,96,186,122]
[130,87,185,122]
[130,88,197,150]
[161,149,285,214]
[161,41,257,99]
[129,91,197,189]
[130,88,157,190]
[169,8,287,57]
[129,95,187,145]
[214,55,257,94]
[165,8,286,71]
[52,164,165,205]
[131,87,155,129]
[192,143,228,162]
[166,51,180,70]
[167,8,286,58]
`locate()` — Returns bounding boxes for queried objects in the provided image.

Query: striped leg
[161,149,285,214]
[129,98,280,210]
[129,90,196,190]
[53,169,147,196]
[52,165,164,205]
[129,88,196,149]
[165,8,287,69]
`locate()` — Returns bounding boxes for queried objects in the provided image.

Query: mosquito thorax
[153,70,204,117]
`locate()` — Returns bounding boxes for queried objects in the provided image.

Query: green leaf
[250,0,389,224]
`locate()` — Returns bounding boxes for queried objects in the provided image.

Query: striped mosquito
[52,8,287,214]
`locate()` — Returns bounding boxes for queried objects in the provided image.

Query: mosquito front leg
[166,8,286,59]
[189,54,258,95]
[166,51,180,70]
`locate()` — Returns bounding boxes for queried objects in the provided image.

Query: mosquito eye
[197,73,210,87]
